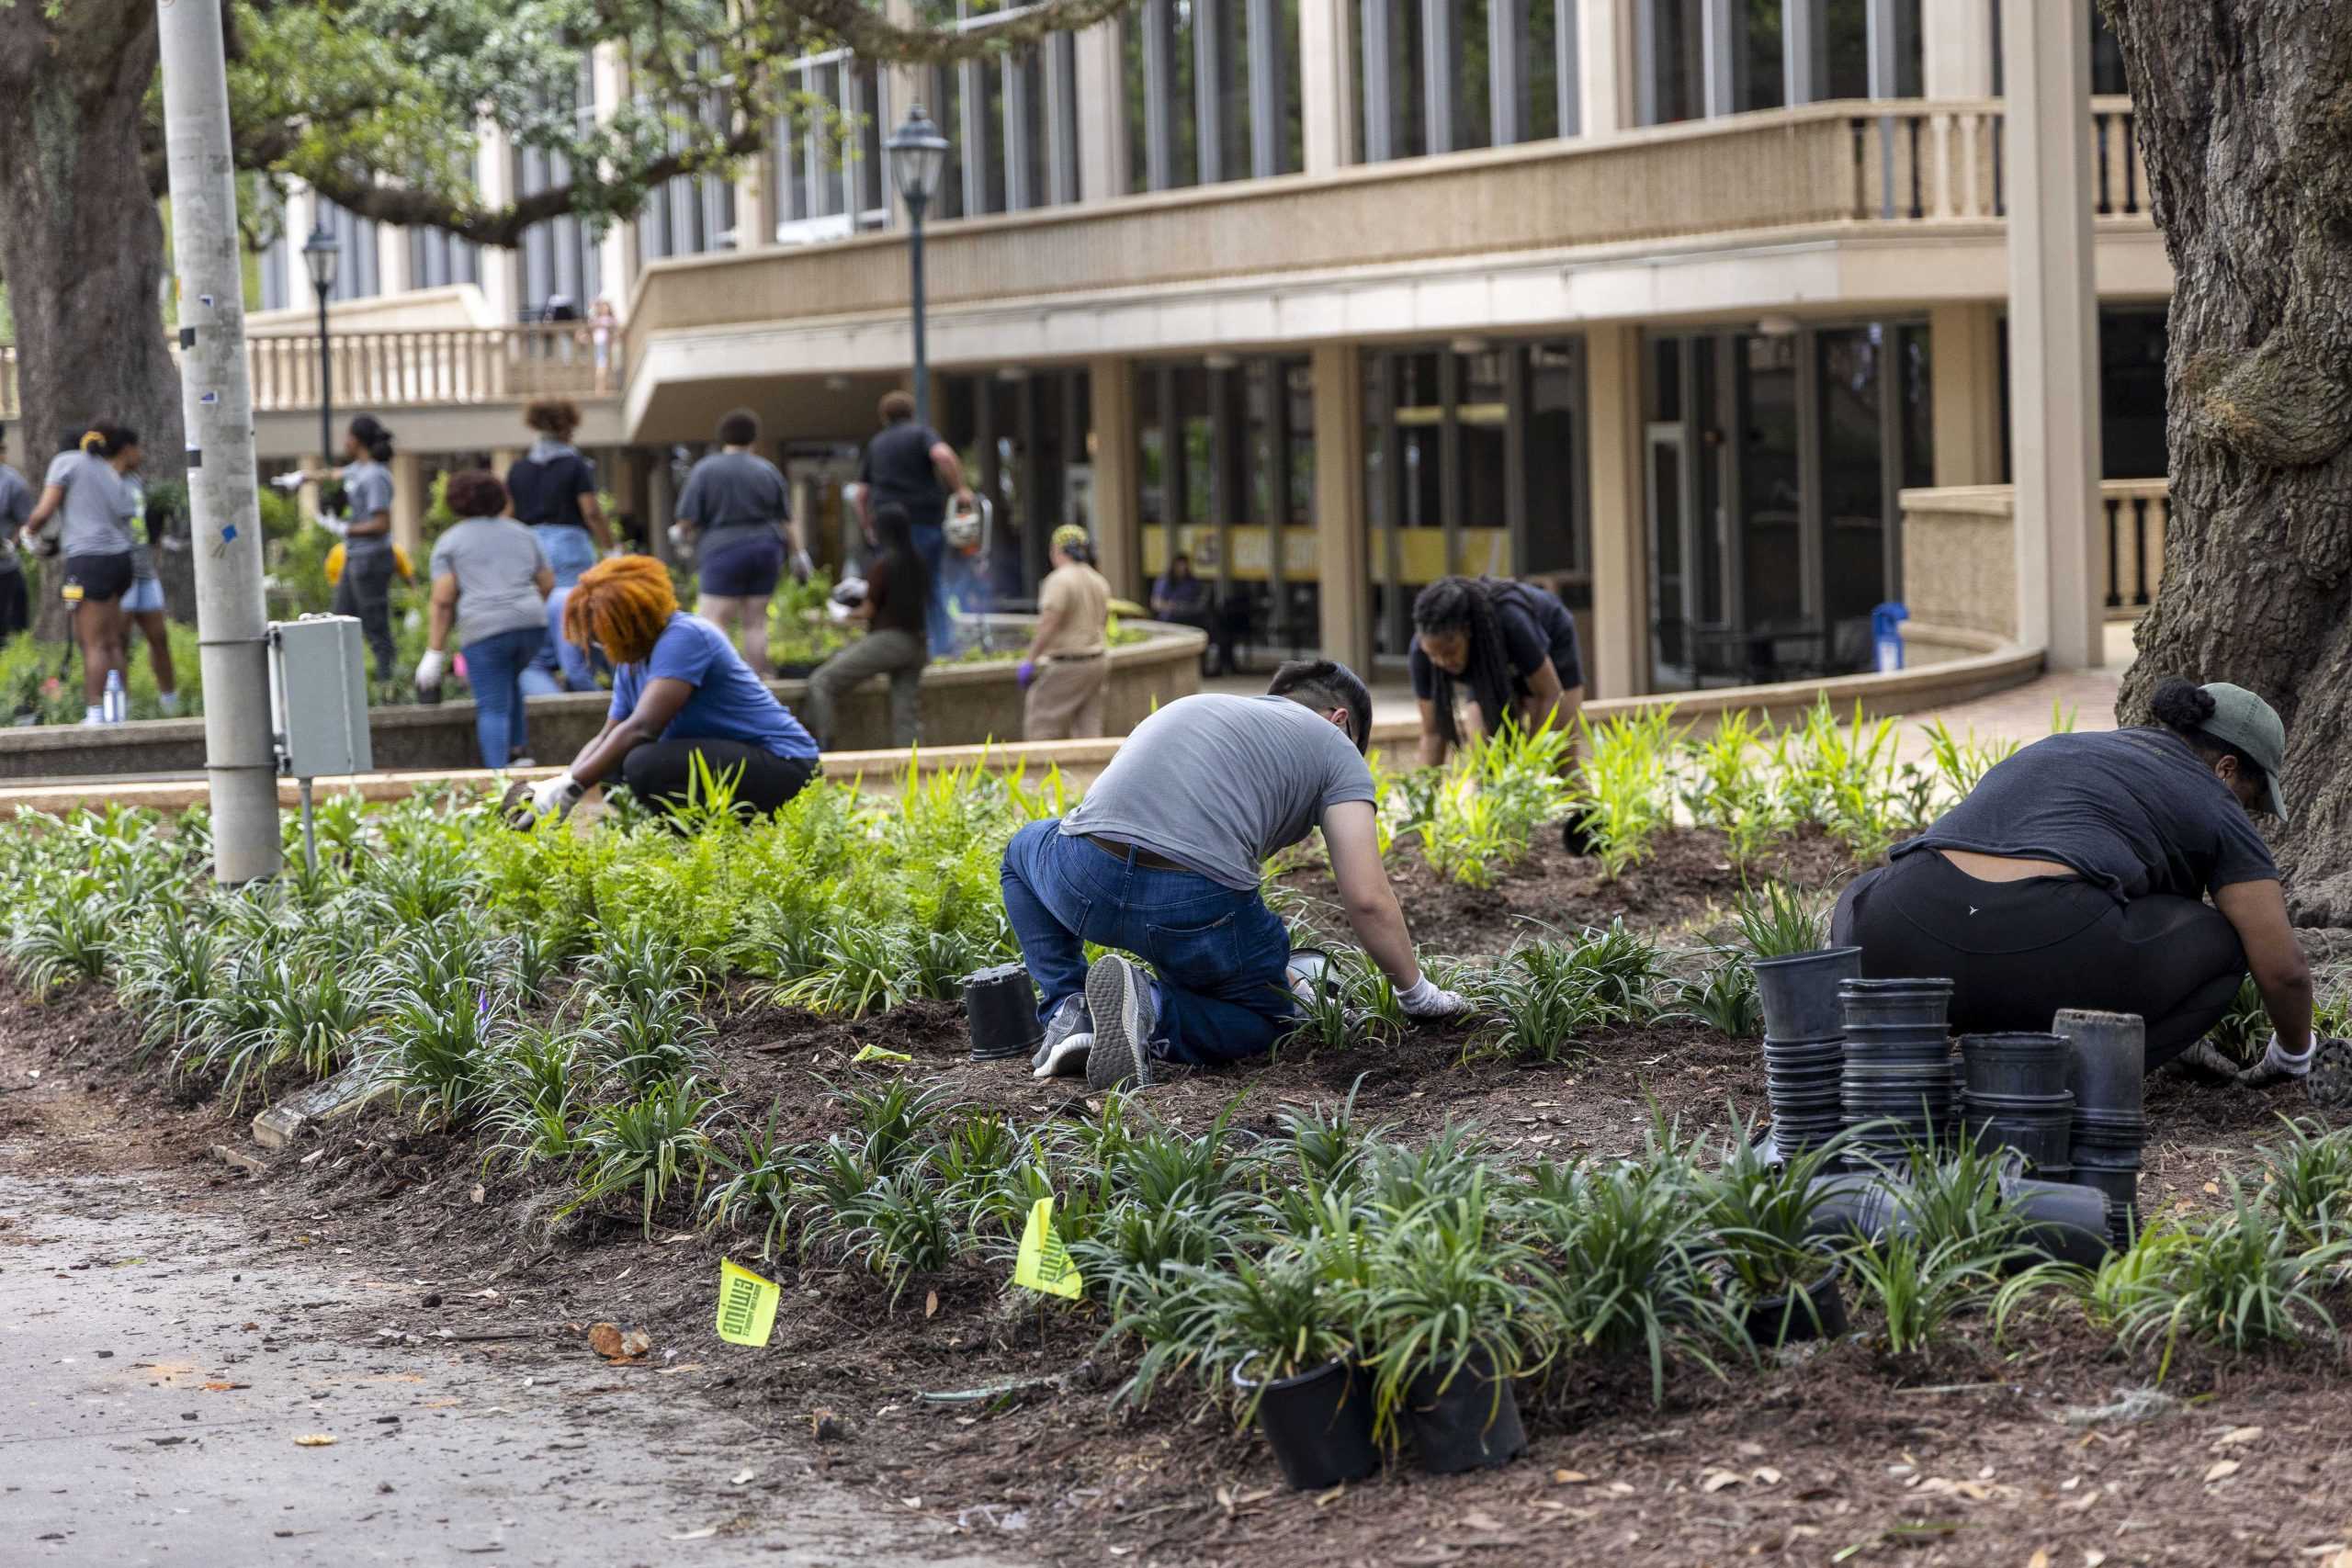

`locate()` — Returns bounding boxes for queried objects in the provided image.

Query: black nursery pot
[1961,1032,2072,1099]
[1752,947,1864,1043]
[1237,1358,1379,1492]
[1406,1349,1527,1474]
[963,963,1043,1063]
[1840,976,1955,1031]
[1743,1257,1849,1347]
[2071,1165,2140,1217]
[2004,1176,2114,1267]
[1961,1109,2073,1170]
[2054,1009,2146,1117]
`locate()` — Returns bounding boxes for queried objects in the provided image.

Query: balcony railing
[630,97,2154,347]
[0,325,620,423]
[1899,477,2170,643]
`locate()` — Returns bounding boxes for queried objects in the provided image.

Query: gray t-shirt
[1893,727,2278,903]
[0,464,30,573]
[428,518,550,647]
[1061,694,1377,890]
[42,451,137,558]
[343,459,395,557]
[677,451,788,546]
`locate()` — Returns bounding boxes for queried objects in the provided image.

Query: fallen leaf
[2206,1459,2241,1483]
[2028,1552,2051,1568]
[2217,1427,2264,1447]
[925,1290,940,1319]
[469,1184,485,1204]
[729,1468,754,1485]
[1702,1469,1743,1494]
[588,1323,625,1359]
[620,1328,652,1358]
[668,1527,717,1541]
[1753,1466,1783,1486]
[1313,1484,1346,1507]
[293,1433,336,1447]
[2085,1552,2108,1568]
[2201,1180,2222,1196]
[1552,1469,1591,1485]
[1460,1511,1505,1532]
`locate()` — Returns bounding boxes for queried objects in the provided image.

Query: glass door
[1645,421,1697,690]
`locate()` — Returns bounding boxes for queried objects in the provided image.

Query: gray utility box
[269,615,373,778]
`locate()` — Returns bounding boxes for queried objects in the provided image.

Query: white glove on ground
[413,649,447,692]
[529,773,585,818]
[1397,974,1469,1020]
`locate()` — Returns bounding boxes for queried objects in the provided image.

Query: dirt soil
[8,828,2352,1568]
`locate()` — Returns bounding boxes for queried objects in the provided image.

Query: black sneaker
[1084,955,1160,1093]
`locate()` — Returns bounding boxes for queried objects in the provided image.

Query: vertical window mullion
[1421,0,1454,153]
[1360,0,1393,161]
[1003,53,1032,209]
[1558,0,1580,134]
[1247,0,1284,175]
[1046,34,1080,203]
[1194,0,1226,184]
[1491,0,1524,146]
[960,56,989,213]
[1143,0,1177,189]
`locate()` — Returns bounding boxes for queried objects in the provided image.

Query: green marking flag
[849,1043,914,1065]
[1012,1196,1085,1300]
[716,1258,781,1348]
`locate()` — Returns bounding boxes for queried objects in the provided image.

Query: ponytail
[349,414,395,464]
[2151,676,2267,784]
[74,423,138,459]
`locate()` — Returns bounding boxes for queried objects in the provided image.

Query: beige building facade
[0,0,2163,696]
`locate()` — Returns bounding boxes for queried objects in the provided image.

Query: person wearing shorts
[673,409,806,678]
[26,425,143,724]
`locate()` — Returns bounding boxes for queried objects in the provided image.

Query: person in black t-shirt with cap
[1834,678,2324,1092]
[1408,575,1585,768]
[857,391,972,653]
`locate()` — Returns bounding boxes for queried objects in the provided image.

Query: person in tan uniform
[1022,524,1112,740]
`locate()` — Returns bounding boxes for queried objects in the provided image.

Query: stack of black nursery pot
[1839,977,1957,1160]
[1957,1032,2074,1175]
[1751,943,1862,1156]
[2054,1008,2147,1250]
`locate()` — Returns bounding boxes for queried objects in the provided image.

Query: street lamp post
[301,223,341,468]
[884,106,950,425]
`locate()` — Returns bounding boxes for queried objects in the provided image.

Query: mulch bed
[6,825,2351,1566]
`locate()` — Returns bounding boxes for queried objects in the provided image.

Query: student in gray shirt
[25,424,143,724]
[673,409,805,678]
[1001,662,1469,1092]
[0,423,31,638]
[305,415,401,685]
[414,471,554,770]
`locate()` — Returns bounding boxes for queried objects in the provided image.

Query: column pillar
[607,448,647,547]
[591,46,637,308]
[1928,302,2003,487]
[1577,0,1631,137]
[1921,0,1995,98]
[1583,321,1647,699]
[735,155,773,251]
[1298,0,1354,175]
[1088,356,1142,600]
[475,121,520,322]
[1076,21,1130,200]
[648,457,677,566]
[378,209,413,299]
[389,453,425,558]
[2001,0,2102,669]
[1310,343,1373,679]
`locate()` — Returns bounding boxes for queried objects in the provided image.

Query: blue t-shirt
[609,614,819,761]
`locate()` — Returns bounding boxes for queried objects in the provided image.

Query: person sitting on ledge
[513,555,820,822]
[1001,660,1469,1092]
[1833,678,2324,1092]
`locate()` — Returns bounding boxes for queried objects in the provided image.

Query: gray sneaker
[1084,955,1161,1093]
[1033,994,1093,1080]
[2167,1038,2244,1085]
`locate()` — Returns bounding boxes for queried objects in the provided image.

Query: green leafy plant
[1355,1183,1543,1446]
[1675,950,1762,1037]
[2111,1189,2348,1379]
[1577,708,1679,879]
[1734,880,1832,959]
[2258,1117,2352,1247]
[1846,1232,2003,1356]
[570,1075,722,1235]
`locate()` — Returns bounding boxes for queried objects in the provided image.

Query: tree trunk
[0,0,187,645]
[2106,2,2352,923]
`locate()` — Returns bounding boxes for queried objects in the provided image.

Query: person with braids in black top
[1833,678,2326,1092]
[1407,575,1586,768]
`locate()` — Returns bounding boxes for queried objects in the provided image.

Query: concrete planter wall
[0,619,1205,782]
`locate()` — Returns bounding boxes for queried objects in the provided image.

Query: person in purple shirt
[511,555,818,824]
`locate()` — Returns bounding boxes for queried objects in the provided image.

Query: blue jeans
[463,626,545,768]
[999,818,1295,1066]
[529,584,604,693]
[537,524,599,589]
[911,522,954,653]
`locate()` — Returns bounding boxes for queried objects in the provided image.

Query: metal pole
[908,195,931,426]
[299,777,316,875]
[317,284,333,473]
[158,0,283,884]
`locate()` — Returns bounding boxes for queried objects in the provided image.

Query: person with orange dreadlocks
[515,555,820,821]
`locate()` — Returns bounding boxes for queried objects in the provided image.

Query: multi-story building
[17,0,2158,698]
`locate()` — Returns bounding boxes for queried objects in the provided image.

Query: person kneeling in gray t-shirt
[1001,661,1470,1092]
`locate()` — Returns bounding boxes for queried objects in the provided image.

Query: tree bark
[2106,1,2352,922]
[0,0,187,610]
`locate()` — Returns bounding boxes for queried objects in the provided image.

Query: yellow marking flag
[849,1044,914,1065]
[1013,1197,1085,1300]
[715,1258,781,1348]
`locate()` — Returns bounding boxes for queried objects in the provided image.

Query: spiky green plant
[1733,880,1832,959]
[569,1075,722,1235]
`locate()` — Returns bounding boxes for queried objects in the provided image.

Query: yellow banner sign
[716,1258,781,1347]
[1012,1197,1085,1300]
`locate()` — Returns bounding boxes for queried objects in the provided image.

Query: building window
[2099,306,2166,480]
[516,64,598,316]
[773,57,889,243]
[1125,0,1301,191]
[313,197,381,302]
[636,47,737,263]
[1639,0,1922,126]
[1355,0,1575,159]
[410,229,482,293]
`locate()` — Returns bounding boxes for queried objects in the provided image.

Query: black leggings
[1832,852,2246,1071]
[619,739,817,818]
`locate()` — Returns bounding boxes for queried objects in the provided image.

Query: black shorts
[63,552,135,605]
[699,531,785,599]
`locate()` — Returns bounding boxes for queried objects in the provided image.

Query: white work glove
[666,522,695,559]
[413,649,447,693]
[527,773,585,819]
[1396,974,1470,1020]
[790,548,815,583]
[2239,1030,2319,1089]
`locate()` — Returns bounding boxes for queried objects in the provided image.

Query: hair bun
[2149,677,2217,730]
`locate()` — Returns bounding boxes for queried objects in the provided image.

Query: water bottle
[103,669,127,725]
